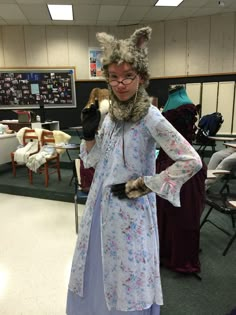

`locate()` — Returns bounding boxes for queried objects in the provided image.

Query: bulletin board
[0,68,76,109]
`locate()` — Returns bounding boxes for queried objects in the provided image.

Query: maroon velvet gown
[156,104,207,274]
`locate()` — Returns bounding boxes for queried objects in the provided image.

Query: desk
[207,170,217,179]
[228,200,236,208]
[224,143,236,149]
[207,169,230,179]
[56,143,80,161]
[208,136,236,142]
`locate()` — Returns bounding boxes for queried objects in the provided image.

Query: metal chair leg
[223,231,236,256]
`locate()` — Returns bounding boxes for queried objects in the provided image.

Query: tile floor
[0,193,82,315]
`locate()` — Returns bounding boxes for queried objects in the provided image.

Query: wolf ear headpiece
[96,26,152,87]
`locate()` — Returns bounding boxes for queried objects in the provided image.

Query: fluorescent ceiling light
[48,4,73,20]
[155,0,183,6]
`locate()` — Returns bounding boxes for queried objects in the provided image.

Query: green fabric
[163,87,193,112]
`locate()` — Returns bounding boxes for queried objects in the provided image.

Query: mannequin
[163,85,193,112]
[156,85,207,276]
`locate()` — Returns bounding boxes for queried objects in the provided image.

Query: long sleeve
[79,133,103,169]
[143,108,202,207]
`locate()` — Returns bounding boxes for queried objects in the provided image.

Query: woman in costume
[67,28,202,315]
[156,86,207,276]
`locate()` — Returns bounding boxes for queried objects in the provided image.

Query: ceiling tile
[167,7,199,19]
[192,7,223,17]
[20,4,49,20]
[98,5,126,21]
[51,20,75,25]
[0,4,26,19]
[0,0,17,3]
[5,19,29,24]
[128,0,156,5]
[73,0,101,3]
[0,0,234,26]
[16,0,45,3]
[121,6,151,21]
[118,20,140,26]
[180,0,209,7]
[96,19,119,25]
[28,19,52,25]
[74,19,97,25]
[74,4,100,20]
[0,18,7,25]
[101,0,128,5]
[143,7,175,20]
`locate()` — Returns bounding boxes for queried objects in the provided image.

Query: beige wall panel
[149,22,165,78]
[164,20,187,76]
[232,87,236,135]
[2,26,26,66]
[88,25,109,47]
[46,26,69,66]
[186,83,201,105]
[0,27,4,66]
[24,26,48,67]
[209,14,234,73]
[217,82,235,135]
[68,26,89,80]
[187,17,210,75]
[201,82,218,116]
[234,19,236,73]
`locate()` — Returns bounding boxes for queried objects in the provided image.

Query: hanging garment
[14,141,39,165]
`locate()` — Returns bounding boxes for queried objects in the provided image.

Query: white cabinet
[0,134,18,165]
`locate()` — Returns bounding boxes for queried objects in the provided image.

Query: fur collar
[109,85,150,123]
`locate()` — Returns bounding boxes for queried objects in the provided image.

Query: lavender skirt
[66,190,161,315]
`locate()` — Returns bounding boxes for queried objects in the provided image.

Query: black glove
[111,177,152,199]
[81,101,101,141]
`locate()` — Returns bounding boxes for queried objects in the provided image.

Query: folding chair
[193,136,216,160]
[219,167,236,195]
[200,197,236,256]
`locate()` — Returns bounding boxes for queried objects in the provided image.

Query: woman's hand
[111,177,151,199]
[81,102,101,141]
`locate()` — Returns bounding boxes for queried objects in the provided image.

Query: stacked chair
[11,128,40,178]
[28,130,61,187]
[11,128,61,187]
[200,196,236,256]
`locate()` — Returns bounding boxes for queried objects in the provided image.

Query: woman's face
[108,62,142,102]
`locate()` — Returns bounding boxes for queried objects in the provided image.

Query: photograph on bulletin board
[0,68,76,109]
[89,48,102,78]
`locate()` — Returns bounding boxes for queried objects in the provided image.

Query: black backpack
[196,112,224,144]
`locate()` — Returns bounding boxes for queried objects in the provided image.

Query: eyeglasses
[108,75,137,87]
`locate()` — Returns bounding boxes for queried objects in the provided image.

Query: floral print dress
[67,105,202,313]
